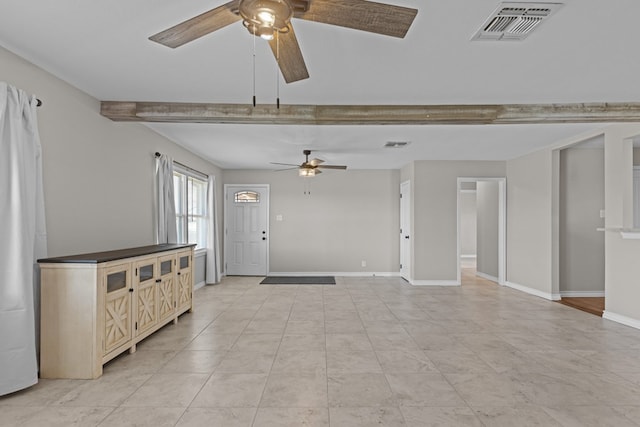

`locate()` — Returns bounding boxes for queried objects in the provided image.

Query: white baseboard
[476,271,499,283]
[505,281,561,301]
[603,310,640,330]
[194,281,206,290]
[410,280,460,287]
[460,254,477,259]
[268,272,400,278]
[560,291,606,298]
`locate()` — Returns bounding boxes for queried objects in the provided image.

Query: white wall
[223,169,400,274]
[459,191,477,257]
[476,181,499,279]
[411,161,506,282]
[506,149,554,296]
[506,124,640,328]
[559,146,604,294]
[1,45,223,257]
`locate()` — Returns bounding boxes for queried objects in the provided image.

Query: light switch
[276,214,283,221]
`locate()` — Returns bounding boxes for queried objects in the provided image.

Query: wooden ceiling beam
[100,101,640,125]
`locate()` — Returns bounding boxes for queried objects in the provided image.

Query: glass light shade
[299,168,315,177]
[240,0,293,37]
[257,11,275,25]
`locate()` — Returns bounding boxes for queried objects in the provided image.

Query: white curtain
[0,82,47,396]
[155,154,177,244]
[206,175,221,284]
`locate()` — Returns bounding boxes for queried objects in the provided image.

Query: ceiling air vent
[385,141,411,148]
[472,2,563,41]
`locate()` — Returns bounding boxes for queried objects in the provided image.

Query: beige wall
[412,161,505,281]
[223,169,400,273]
[1,46,223,257]
[559,146,604,294]
[477,181,499,279]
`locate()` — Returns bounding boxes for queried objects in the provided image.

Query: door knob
[262,237,267,241]
[405,235,410,239]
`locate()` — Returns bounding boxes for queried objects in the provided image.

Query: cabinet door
[133,258,158,335]
[104,264,132,354]
[176,250,193,312]
[157,254,176,323]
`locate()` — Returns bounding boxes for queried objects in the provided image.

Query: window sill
[194,248,207,256]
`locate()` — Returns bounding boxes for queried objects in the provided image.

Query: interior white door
[400,181,411,281]
[225,185,269,276]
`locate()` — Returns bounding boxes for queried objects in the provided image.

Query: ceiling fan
[149,0,418,83]
[272,149,347,176]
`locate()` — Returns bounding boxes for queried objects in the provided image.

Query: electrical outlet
[361,260,367,267]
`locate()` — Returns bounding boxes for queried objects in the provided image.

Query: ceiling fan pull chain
[252,25,256,107]
[276,31,280,109]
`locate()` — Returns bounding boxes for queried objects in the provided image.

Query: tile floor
[2,270,640,426]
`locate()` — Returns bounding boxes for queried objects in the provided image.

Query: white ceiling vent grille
[472,2,563,41]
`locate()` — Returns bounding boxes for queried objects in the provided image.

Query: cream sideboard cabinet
[38,244,195,379]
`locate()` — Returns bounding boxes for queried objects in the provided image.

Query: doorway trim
[223,184,270,276]
[456,177,506,286]
[400,180,411,282]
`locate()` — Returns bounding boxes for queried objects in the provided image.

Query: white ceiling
[1,0,637,169]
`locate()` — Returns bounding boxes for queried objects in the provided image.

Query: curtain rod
[155,152,208,178]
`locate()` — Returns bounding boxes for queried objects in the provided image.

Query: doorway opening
[554,137,605,316]
[457,177,506,286]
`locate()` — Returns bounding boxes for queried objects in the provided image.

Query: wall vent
[385,141,411,148]
[472,2,563,41]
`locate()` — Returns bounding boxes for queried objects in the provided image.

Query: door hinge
[135,268,138,276]
[400,228,402,234]
[135,321,138,330]
[400,193,403,198]
[400,263,403,269]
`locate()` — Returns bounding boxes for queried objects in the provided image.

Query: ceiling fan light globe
[257,11,275,26]
[257,26,275,40]
[299,167,315,177]
[239,0,293,34]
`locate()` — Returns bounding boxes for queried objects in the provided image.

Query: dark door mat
[260,276,336,285]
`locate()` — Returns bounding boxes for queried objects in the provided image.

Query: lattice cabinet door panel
[134,258,158,335]
[104,264,132,354]
[158,254,176,323]
[177,251,193,312]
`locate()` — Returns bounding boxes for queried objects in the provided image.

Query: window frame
[173,164,209,251]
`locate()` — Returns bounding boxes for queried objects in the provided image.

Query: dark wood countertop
[38,244,196,264]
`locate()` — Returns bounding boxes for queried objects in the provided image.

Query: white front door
[400,181,411,281]
[225,185,269,276]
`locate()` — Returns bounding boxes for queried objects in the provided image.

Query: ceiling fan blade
[274,167,299,172]
[268,25,309,83]
[270,162,301,166]
[309,158,325,166]
[317,165,348,170]
[294,0,418,38]
[149,0,242,48]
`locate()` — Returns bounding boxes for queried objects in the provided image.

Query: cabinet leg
[129,343,136,354]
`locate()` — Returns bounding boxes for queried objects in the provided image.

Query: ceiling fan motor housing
[240,0,293,39]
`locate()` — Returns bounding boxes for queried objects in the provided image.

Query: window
[234,190,259,203]
[173,166,208,250]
